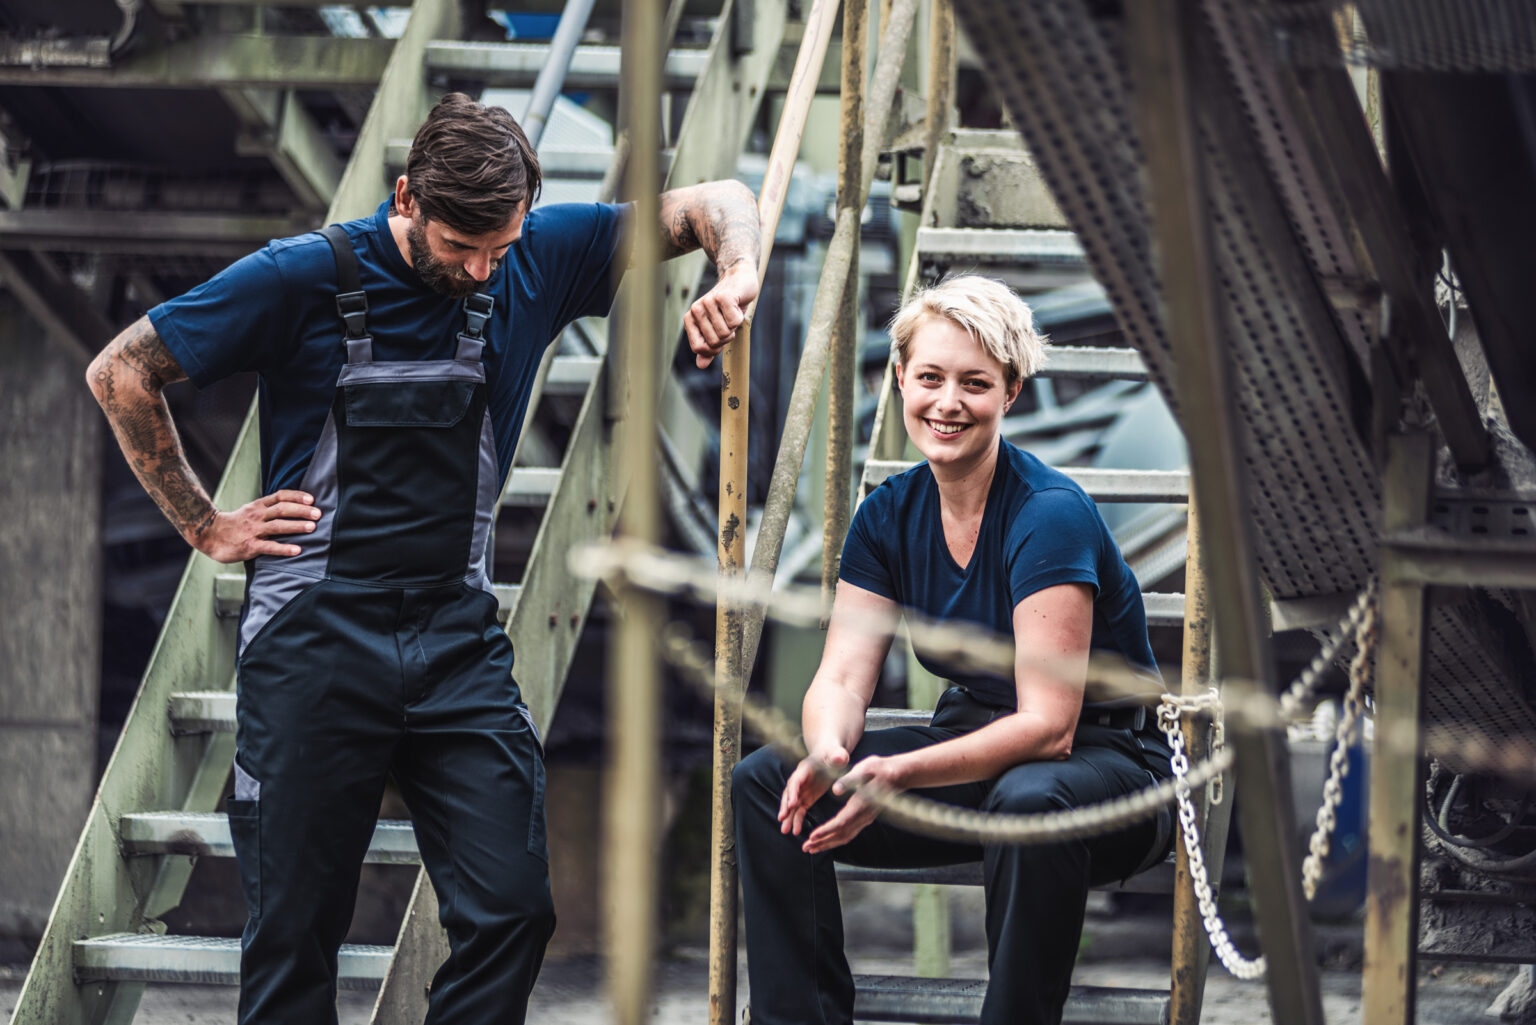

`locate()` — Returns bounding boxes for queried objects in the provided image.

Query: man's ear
[393,175,414,217]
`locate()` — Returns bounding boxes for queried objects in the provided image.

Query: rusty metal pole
[1123,2,1323,1023]
[738,0,920,680]
[604,0,662,1020]
[1169,494,1226,1025]
[920,0,952,209]
[708,2,842,1021]
[1362,429,1432,1025]
[821,0,868,606]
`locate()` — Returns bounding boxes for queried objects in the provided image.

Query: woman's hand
[800,753,904,854]
[778,745,848,838]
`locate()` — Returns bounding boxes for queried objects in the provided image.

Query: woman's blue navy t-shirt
[149,197,627,492]
[838,439,1161,709]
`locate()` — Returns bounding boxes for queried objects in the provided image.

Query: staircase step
[837,857,1176,895]
[853,975,1167,1024]
[863,463,1187,503]
[168,692,236,734]
[214,578,521,621]
[1038,345,1147,381]
[502,466,562,506]
[543,354,603,396]
[119,812,421,864]
[74,933,389,989]
[387,141,619,179]
[423,41,709,89]
[917,227,1085,266]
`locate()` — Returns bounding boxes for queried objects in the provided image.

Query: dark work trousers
[733,686,1174,1025]
[228,247,553,1025]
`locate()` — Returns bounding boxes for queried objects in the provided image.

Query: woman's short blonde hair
[888,275,1049,386]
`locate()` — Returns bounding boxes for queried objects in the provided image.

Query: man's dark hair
[405,92,541,235]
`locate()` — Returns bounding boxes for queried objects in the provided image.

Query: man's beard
[406,216,496,299]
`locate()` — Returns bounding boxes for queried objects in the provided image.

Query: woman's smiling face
[895,315,1021,471]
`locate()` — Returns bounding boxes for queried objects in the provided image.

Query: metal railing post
[605,0,664,1019]
[521,0,598,150]
[708,2,844,1021]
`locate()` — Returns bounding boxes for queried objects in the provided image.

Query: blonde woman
[734,275,1172,1025]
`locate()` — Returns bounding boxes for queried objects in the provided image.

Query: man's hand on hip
[195,490,322,563]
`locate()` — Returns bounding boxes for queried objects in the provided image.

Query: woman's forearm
[885,710,1073,791]
[801,677,871,758]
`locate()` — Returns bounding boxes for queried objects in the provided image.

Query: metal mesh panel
[950,0,1536,762]
[1264,0,1536,72]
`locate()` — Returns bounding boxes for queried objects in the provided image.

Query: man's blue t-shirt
[838,439,1161,709]
[149,198,627,492]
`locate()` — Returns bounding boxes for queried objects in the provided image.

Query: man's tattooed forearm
[90,318,213,542]
[657,181,761,270]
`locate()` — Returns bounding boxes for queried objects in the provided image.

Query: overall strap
[320,224,373,364]
[456,292,494,362]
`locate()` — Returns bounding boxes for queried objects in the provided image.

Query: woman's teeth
[929,420,965,435]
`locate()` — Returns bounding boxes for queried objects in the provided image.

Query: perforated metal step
[501,467,563,507]
[1036,346,1148,381]
[73,934,390,989]
[917,227,1086,266]
[118,812,420,864]
[836,857,1176,896]
[863,463,1187,503]
[853,974,1167,1024]
[423,41,710,89]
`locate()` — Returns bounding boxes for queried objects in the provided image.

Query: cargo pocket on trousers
[227,762,262,918]
[526,747,549,863]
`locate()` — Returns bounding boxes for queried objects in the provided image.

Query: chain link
[1302,598,1377,899]
[1158,580,1378,979]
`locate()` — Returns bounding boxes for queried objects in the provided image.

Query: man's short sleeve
[836,487,899,600]
[1006,488,1103,606]
[521,202,629,333]
[147,245,299,388]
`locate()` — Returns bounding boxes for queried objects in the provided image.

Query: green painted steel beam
[0,209,308,256]
[0,33,395,89]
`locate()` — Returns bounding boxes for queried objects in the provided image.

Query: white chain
[1159,700,1267,979]
[1302,598,1377,899]
[1158,580,1378,979]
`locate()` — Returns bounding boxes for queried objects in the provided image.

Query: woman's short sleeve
[836,488,899,600]
[1006,488,1103,606]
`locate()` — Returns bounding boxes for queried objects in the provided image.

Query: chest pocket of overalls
[323,262,497,585]
[343,378,477,428]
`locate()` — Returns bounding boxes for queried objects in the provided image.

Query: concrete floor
[2,936,1519,1024]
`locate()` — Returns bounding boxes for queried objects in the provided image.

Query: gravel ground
[2,899,1521,1024]
[2,948,1516,1024]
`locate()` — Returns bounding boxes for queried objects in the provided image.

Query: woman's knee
[732,746,790,811]
[981,765,1076,816]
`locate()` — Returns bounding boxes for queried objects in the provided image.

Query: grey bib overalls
[228,225,553,1025]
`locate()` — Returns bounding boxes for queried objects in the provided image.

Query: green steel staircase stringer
[7,406,259,1025]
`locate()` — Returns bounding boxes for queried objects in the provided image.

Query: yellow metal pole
[820,0,867,605]
[604,0,662,1020]
[1362,430,1432,1025]
[1170,495,1217,1024]
[708,2,843,1021]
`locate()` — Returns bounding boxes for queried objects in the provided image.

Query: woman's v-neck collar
[932,438,1008,576]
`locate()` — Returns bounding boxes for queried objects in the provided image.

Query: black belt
[1083,704,1152,732]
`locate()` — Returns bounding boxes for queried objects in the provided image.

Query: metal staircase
[8,0,787,1021]
[843,125,1195,1025]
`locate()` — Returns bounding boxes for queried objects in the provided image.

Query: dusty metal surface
[945,0,1536,768]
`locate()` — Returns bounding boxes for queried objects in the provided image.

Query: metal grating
[948,0,1536,763]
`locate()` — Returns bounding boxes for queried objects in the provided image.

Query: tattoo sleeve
[655,180,762,273]
[87,316,217,545]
